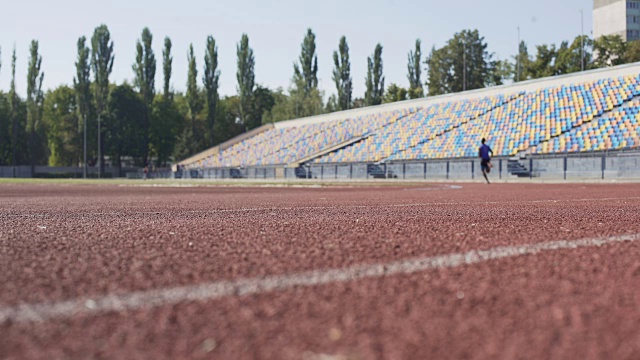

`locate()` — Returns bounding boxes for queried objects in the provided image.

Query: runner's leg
[481,160,490,184]
[482,169,490,184]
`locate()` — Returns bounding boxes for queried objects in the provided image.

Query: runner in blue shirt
[478,138,493,184]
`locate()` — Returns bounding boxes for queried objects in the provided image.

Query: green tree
[383,83,408,103]
[7,48,28,167]
[74,36,93,166]
[514,41,532,82]
[555,35,593,75]
[525,44,557,79]
[43,86,79,166]
[0,45,7,164]
[150,36,179,166]
[10,47,19,166]
[291,29,323,118]
[91,24,115,175]
[171,92,202,161]
[261,83,321,123]
[262,88,293,123]
[133,27,156,166]
[294,28,319,95]
[203,35,220,147]
[162,37,173,98]
[426,30,495,95]
[352,97,365,109]
[624,40,640,63]
[488,59,514,86]
[0,93,10,164]
[289,77,324,118]
[425,46,451,96]
[365,44,384,106]
[150,95,181,166]
[26,40,46,168]
[173,126,203,161]
[106,83,145,174]
[452,30,491,92]
[237,34,256,130]
[325,94,339,113]
[215,95,245,143]
[407,39,424,99]
[332,36,352,111]
[186,43,202,132]
[253,85,275,125]
[593,35,627,68]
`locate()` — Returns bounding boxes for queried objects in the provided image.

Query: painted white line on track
[1,232,639,324]
[2,196,640,218]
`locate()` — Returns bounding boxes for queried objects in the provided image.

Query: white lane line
[1,232,639,325]
[3,197,640,218]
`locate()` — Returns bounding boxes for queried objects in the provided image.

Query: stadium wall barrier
[163,150,640,181]
[0,166,140,178]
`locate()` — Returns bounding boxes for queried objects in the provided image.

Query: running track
[1,183,640,359]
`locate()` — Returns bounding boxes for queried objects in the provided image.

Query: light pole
[580,9,585,72]
[517,27,521,82]
[463,38,466,91]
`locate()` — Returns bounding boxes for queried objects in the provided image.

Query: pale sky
[0,0,593,98]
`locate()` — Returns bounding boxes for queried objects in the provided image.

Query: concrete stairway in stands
[507,157,532,177]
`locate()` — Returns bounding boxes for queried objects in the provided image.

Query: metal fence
[13,151,628,181]
[174,159,504,181]
[527,151,640,180]
[0,166,141,178]
[169,150,640,181]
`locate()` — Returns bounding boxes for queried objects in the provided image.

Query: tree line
[0,25,638,171]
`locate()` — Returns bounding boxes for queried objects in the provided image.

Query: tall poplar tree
[0,46,5,164]
[236,34,256,130]
[0,46,11,166]
[26,40,45,168]
[74,36,92,166]
[133,27,156,166]
[514,41,531,82]
[163,37,172,98]
[407,39,424,99]
[91,24,114,176]
[44,85,80,167]
[332,36,352,111]
[203,35,220,146]
[186,43,202,132]
[10,47,19,168]
[290,28,323,118]
[554,35,593,75]
[365,44,384,106]
[151,36,179,166]
[294,28,318,95]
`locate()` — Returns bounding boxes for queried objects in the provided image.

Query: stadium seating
[186,71,640,169]
[316,94,519,163]
[199,108,418,168]
[532,99,640,154]
[389,74,640,161]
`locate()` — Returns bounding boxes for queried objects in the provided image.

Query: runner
[478,138,493,184]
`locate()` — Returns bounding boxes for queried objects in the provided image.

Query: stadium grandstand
[177,63,640,179]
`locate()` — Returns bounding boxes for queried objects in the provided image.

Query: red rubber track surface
[1,183,640,359]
